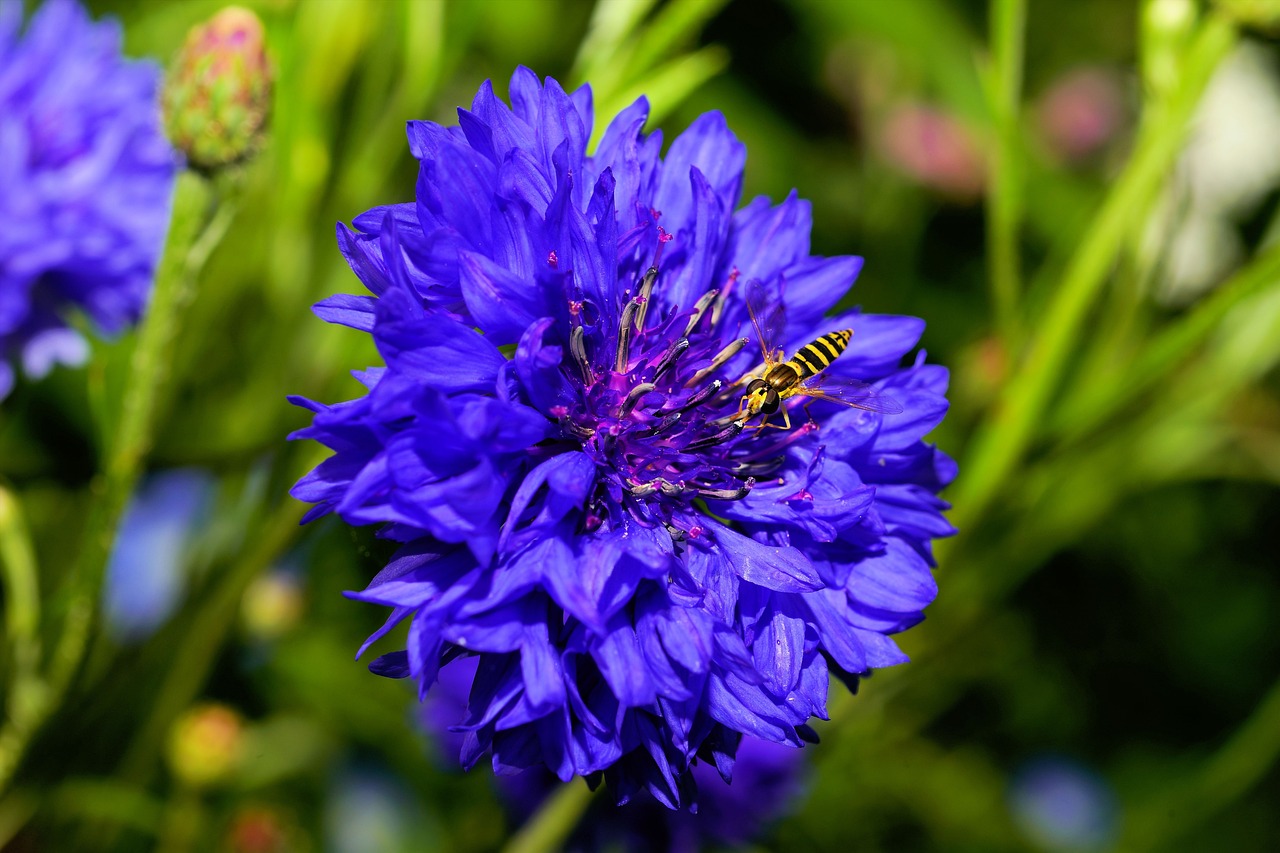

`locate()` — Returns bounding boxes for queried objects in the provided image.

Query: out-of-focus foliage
[1,0,1279,851]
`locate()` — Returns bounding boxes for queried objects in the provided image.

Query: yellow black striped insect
[736,280,902,430]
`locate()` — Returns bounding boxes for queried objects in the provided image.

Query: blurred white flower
[1155,42,1280,303]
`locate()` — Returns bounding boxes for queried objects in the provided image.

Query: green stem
[502,780,596,853]
[986,0,1026,346]
[104,171,212,487]
[951,15,1235,534]
[600,45,729,137]
[573,0,655,92]
[1052,242,1280,441]
[155,787,204,853]
[117,446,325,785]
[0,487,43,791]
[0,171,216,797]
[0,487,39,678]
[1125,675,1280,851]
[618,0,729,94]
[0,791,35,851]
[1190,677,1280,821]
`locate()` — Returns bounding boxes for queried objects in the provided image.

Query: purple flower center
[545,237,827,542]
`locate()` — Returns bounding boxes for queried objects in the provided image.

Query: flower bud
[241,572,304,641]
[1142,0,1197,96]
[878,104,986,200]
[163,7,271,171]
[224,805,300,853]
[1036,68,1128,164]
[166,703,245,788]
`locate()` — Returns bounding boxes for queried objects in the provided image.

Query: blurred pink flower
[878,104,986,199]
[1037,68,1127,163]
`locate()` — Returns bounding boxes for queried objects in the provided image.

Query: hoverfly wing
[745,278,786,363]
[798,374,903,415]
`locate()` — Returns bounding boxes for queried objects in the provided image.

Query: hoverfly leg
[751,408,791,432]
[801,398,818,426]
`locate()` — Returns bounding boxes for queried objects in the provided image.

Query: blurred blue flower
[0,0,176,398]
[325,766,421,853]
[104,469,214,640]
[418,650,479,767]
[292,67,955,808]
[1009,756,1118,851]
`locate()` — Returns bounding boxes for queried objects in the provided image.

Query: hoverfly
[735,280,902,430]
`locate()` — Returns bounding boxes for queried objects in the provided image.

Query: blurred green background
[3,0,1280,850]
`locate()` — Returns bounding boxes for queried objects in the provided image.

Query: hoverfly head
[741,378,778,416]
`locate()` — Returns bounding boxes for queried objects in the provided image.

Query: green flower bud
[163,7,271,171]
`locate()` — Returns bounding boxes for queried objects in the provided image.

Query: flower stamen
[638,412,682,437]
[619,382,656,417]
[616,299,639,371]
[570,325,593,385]
[709,268,740,328]
[652,337,690,381]
[682,289,719,337]
[687,419,745,450]
[732,458,785,477]
[633,265,658,333]
[660,379,722,415]
[694,479,755,500]
[685,337,747,388]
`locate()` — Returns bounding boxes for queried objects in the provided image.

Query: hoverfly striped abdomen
[786,329,852,380]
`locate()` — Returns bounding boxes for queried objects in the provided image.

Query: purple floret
[0,0,176,397]
[291,67,956,808]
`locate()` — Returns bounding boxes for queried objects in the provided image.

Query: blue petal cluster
[426,655,805,848]
[0,0,176,398]
[292,68,956,808]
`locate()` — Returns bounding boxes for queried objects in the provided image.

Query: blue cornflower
[292,68,956,808]
[0,0,176,398]
[103,469,215,640]
[1009,757,1118,851]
